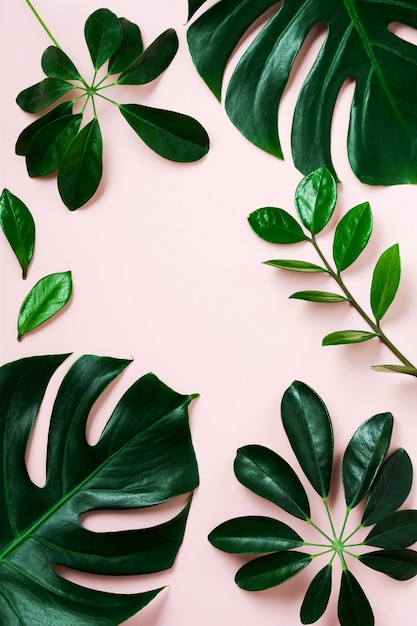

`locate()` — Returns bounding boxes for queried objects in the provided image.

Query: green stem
[338,508,351,543]
[95,93,121,107]
[307,518,333,543]
[24,0,61,48]
[342,523,362,543]
[323,496,338,540]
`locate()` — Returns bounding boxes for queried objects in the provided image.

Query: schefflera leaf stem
[248,166,417,377]
[209,380,417,626]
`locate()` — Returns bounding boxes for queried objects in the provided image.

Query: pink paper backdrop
[2,2,417,624]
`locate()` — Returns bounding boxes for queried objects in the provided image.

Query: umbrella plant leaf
[235,551,312,591]
[294,167,337,235]
[370,244,401,322]
[41,46,81,81]
[16,78,74,113]
[363,510,417,549]
[300,564,332,624]
[342,412,393,509]
[338,570,374,626]
[26,114,83,177]
[118,29,179,85]
[322,330,377,345]
[187,0,417,185]
[15,101,74,156]
[265,260,328,273]
[0,354,199,624]
[0,189,35,279]
[333,202,373,272]
[119,104,209,162]
[248,207,307,244]
[84,8,122,70]
[208,516,303,554]
[17,271,72,340]
[290,291,347,303]
[359,549,417,580]
[108,18,143,75]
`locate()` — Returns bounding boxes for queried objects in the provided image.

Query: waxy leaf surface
[364,510,417,549]
[208,516,303,553]
[248,207,307,244]
[41,46,81,81]
[370,244,401,321]
[84,8,122,70]
[265,260,327,273]
[15,101,74,156]
[338,570,374,626]
[322,330,377,345]
[0,189,35,279]
[26,114,82,177]
[235,551,312,591]
[360,549,417,580]
[333,202,373,272]
[300,564,332,624]
[108,18,143,74]
[118,29,179,85]
[16,78,74,113]
[294,167,337,235]
[290,291,347,303]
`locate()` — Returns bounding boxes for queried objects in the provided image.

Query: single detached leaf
[294,167,337,235]
[26,114,82,177]
[118,29,179,85]
[58,118,103,210]
[333,202,373,272]
[322,330,377,345]
[15,101,74,156]
[120,104,209,162]
[208,516,303,554]
[84,8,122,70]
[0,354,199,624]
[235,551,312,591]
[338,570,374,626]
[362,449,413,526]
[281,381,333,498]
[364,510,417,549]
[108,18,143,75]
[264,260,327,273]
[342,412,393,509]
[17,271,72,340]
[360,549,417,580]
[41,46,81,81]
[248,207,307,244]
[234,445,310,521]
[370,244,401,321]
[0,189,35,279]
[290,291,347,303]
[16,78,74,113]
[300,564,332,624]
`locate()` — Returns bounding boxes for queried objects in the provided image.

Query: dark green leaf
[120,104,209,162]
[338,570,374,626]
[16,78,74,113]
[234,445,310,521]
[17,271,72,340]
[281,381,333,498]
[322,330,377,345]
[290,291,347,303]
[0,354,199,623]
[362,449,413,526]
[371,364,417,376]
[108,18,143,74]
[41,46,81,80]
[248,207,307,244]
[235,551,312,591]
[58,118,103,210]
[188,0,208,20]
[300,564,332,624]
[118,29,179,85]
[364,510,417,549]
[294,167,337,235]
[370,244,401,321]
[342,412,393,509]
[15,101,74,156]
[264,260,327,273]
[26,114,82,177]
[208,516,303,554]
[84,8,122,70]
[0,189,35,279]
[360,549,417,580]
[333,202,373,272]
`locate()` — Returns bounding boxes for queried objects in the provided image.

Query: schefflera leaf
[0,188,35,279]
[0,354,199,625]
[300,564,332,625]
[84,8,122,70]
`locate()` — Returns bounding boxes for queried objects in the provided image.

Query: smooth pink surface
[2,2,417,625]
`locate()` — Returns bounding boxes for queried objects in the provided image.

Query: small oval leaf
[370,244,401,321]
[360,549,417,580]
[84,8,122,70]
[235,551,312,591]
[364,510,417,549]
[0,189,35,279]
[300,564,332,624]
[338,570,374,626]
[118,29,179,85]
[208,516,303,554]
[294,167,337,235]
[264,260,327,273]
[108,18,143,74]
[16,78,74,113]
[333,202,373,272]
[15,101,74,156]
[290,290,347,303]
[41,46,81,80]
[322,330,377,346]
[26,114,82,177]
[248,207,307,244]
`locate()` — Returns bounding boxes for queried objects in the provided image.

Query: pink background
[2,2,417,624]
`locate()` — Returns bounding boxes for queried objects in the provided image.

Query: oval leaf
[15,101,74,156]
[371,364,417,376]
[248,207,307,244]
[17,271,72,340]
[333,202,373,272]
[300,564,332,624]
[0,189,35,279]
[370,244,401,321]
[290,290,347,303]
[108,18,143,74]
[208,516,303,554]
[235,551,312,591]
[360,549,417,580]
[322,330,377,345]
[342,412,393,509]
[16,78,74,113]
[26,114,82,177]
[41,46,81,80]
[294,167,337,235]
[338,570,374,626]
[84,8,122,70]
[281,381,333,498]
[234,445,310,521]
[264,260,327,273]
[118,29,179,85]
[364,510,417,549]
[120,104,209,162]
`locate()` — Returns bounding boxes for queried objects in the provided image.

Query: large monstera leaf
[0,354,199,625]
[187,0,417,185]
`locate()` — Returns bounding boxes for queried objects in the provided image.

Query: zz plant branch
[248,166,417,377]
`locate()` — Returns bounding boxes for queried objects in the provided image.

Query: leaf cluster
[209,380,417,625]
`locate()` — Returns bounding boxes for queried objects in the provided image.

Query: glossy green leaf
[322,330,377,345]
[360,549,417,580]
[118,29,178,85]
[265,260,327,273]
[26,114,82,177]
[58,118,102,210]
[120,104,209,162]
[362,449,413,526]
[84,8,122,70]
[300,564,332,624]
[290,291,347,303]
[294,167,337,235]
[15,101,74,156]
[41,46,81,80]
[338,570,374,626]
[235,551,312,591]
[281,381,333,498]
[208,516,303,553]
[370,244,401,321]
[16,78,74,113]
[188,0,208,19]
[342,412,393,509]
[187,0,417,185]
[0,354,198,624]
[248,207,307,244]
[371,364,417,376]
[364,510,417,549]
[0,189,35,279]
[234,445,310,521]
[17,271,72,340]
[108,18,143,74]
[333,202,373,272]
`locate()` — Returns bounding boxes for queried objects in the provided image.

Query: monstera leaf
[0,354,199,624]
[187,0,417,185]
